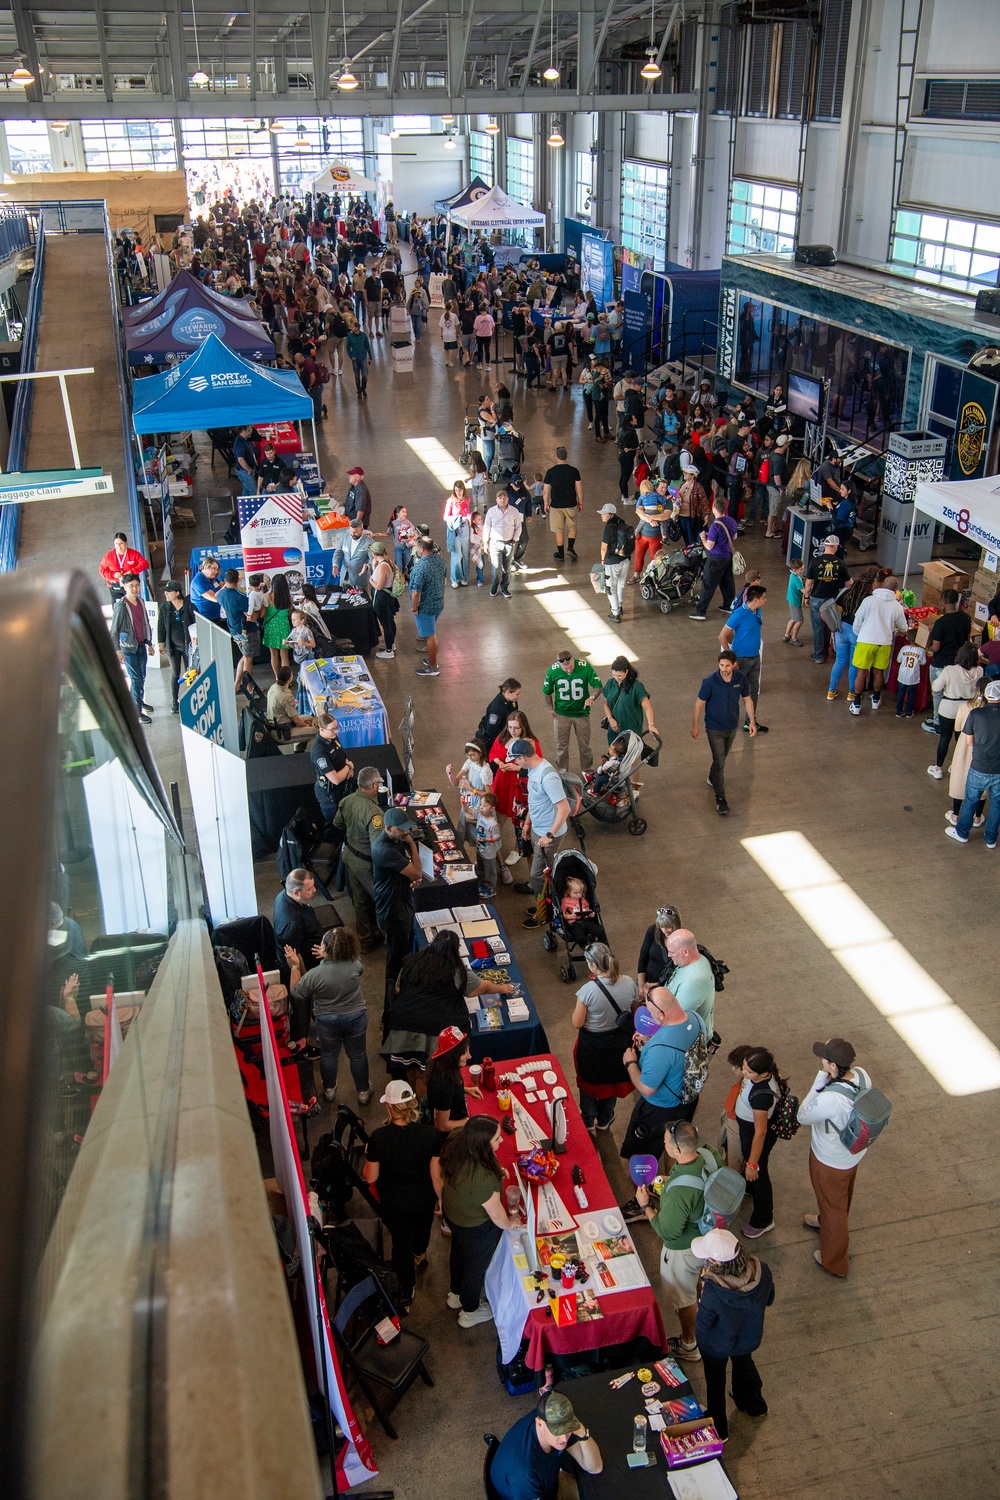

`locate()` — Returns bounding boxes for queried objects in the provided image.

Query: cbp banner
[238,491,306,586]
[581,232,614,311]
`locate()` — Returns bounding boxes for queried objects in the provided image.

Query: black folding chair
[483,1435,502,1500]
[332,1274,433,1438]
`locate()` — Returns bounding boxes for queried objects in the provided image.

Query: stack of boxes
[389,303,413,373]
[918,559,969,611]
[969,550,999,628]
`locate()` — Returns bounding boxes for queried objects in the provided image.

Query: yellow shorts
[851,641,891,671]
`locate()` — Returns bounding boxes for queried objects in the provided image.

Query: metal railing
[0,229,45,573]
[103,212,149,586]
[0,209,34,262]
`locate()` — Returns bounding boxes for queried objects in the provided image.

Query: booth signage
[238,491,306,582]
[622,290,649,375]
[0,468,114,503]
[950,371,998,481]
[179,660,225,744]
[581,233,613,311]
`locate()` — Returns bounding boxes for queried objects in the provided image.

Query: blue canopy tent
[124,268,259,326]
[131,335,317,491]
[125,279,275,367]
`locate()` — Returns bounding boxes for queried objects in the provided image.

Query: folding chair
[482,1435,502,1500]
[332,1274,433,1439]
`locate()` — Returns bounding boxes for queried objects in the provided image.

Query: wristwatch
[567,1428,590,1446]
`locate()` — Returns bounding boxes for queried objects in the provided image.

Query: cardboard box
[915,616,939,648]
[921,583,942,610]
[919,560,969,593]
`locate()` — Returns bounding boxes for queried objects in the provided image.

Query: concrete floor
[25,244,1000,1499]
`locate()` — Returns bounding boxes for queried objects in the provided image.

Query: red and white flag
[102,981,123,1084]
[255,964,378,1489]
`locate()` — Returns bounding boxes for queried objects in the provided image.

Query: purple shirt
[705,515,738,560]
[126,599,149,644]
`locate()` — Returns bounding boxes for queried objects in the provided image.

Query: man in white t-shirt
[797,1037,872,1277]
[663,929,716,1035]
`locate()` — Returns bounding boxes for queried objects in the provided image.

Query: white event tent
[312,161,377,194]
[449,183,546,232]
[907,475,1000,584]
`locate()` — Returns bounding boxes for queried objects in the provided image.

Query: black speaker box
[975,288,1000,317]
[794,244,837,267]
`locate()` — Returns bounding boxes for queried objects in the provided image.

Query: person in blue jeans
[286,928,372,1105]
[110,572,155,724]
[946,681,1000,848]
[719,585,769,733]
[233,424,258,495]
[802,534,852,662]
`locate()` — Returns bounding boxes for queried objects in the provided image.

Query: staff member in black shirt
[310,714,355,838]
[156,582,196,712]
[543,446,584,562]
[256,441,285,493]
[924,588,973,732]
[802,534,852,663]
[372,807,423,1011]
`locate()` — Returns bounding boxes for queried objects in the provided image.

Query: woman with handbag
[572,943,638,1132]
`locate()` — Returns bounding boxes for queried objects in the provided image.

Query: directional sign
[179,660,225,744]
[0,468,114,504]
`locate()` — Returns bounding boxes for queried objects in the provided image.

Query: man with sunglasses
[619,986,707,1217]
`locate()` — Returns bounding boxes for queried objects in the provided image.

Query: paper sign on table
[415,908,453,928]
[511,1096,545,1151]
[536,1181,576,1236]
[462,919,500,939]
[452,904,488,922]
[666,1459,737,1499]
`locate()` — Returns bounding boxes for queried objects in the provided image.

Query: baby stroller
[639,541,706,614]
[573,730,662,844]
[461,405,481,468]
[491,424,525,483]
[540,848,607,983]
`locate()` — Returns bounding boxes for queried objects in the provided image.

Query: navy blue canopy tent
[132,333,312,434]
[125,277,275,367]
[433,175,491,216]
[124,268,259,325]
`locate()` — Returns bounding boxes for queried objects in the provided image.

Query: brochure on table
[414,904,528,1024]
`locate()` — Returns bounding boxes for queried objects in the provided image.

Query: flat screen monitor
[787,370,824,423]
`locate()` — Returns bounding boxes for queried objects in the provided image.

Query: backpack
[390,565,407,598]
[614,519,635,558]
[678,1021,711,1103]
[769,1083,801,1140]
[826,1077,892,1154]
[758,456,770,484]
[665,1146,746,1234]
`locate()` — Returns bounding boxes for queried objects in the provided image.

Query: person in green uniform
[333,766,385,952]
[542,647,603,771]
[601,656,658,752]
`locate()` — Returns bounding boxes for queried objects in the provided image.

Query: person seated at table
[266,665,315,741]
[491,1391,603,1500]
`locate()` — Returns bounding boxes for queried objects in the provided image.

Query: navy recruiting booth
[580,231,614,312]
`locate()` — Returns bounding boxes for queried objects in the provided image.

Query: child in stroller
[639,541,706,614]
[540,849,607,983]
[590,733,630,794]
[573,730,662,843]
[491,424,525,482]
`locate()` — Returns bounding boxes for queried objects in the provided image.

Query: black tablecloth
[246,743,408,857]
[406,798,480,911]
[319,601,380,655]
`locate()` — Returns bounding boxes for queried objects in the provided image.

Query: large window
[469,130,494,187]
[81,120,177,171]
[891,210,1000,295]
[620,159,669,273]
[273,118,363,195]
[506,136,534,206]
[574,151,594,219]
[727,179,799,255]
[5,122,52,174]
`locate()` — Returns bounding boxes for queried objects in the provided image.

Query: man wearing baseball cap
[344,466,371,527]
[947,678,1000,847]
[491,1390,603,1500]
[802,532,851,663]
[363,1080,441,1309]
[796,1038,874,1277]
[508,739,570,925]
[598,501,630,623]
[371,807,423,1008]
[690,1227,774,1440]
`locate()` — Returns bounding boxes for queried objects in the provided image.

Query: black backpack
[614,519,636,558]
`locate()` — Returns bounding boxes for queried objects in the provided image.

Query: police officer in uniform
[310,714,355,846]
[372,807,424,1011]
[333,765,384,951]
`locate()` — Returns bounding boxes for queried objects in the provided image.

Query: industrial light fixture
[242,115,257,125]
[10,54,33,86]
[443,131,456,149]
[547,116,564,147]
[389,127,400,139]
[293,122,310,148]
[543,0,560,81]
[189,0,209,85]
[485,116,500,135]
[441,112,455,123]
[641,0,661,80]
[51,120,69,132]
[269,119,284,132]
[337,59,358,89]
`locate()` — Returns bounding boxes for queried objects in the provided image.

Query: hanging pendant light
[189,0,209,85]
[10,55,33,86]
[485,116,500,135]
[269,119,284,132]
[242,115,257,126]
[441,112,455,124]
[51,120,69,133]
[547,116,564,148]
[641,0,661,81]
[293,123,310,149]
[443,130,456,149]
[543,0,560,81]
[337,59,358,89]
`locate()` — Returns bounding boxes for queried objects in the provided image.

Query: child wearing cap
[446,741,493,843]
[363,1080,442,1307]
[689,1228,773,1439]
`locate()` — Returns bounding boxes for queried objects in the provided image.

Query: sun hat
[690,1228,739,1262]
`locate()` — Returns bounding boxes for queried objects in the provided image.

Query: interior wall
[377,135,465,215]
[0,170,189,241]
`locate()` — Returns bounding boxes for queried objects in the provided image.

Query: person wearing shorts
[542,447,583,562]
[409,538,446,678]
[848,577,908,715]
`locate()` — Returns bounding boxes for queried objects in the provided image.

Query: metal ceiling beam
[450,0,477,95]
[585,0,617,92]
[92,0,115,102]
[387,0,407,94]
[517,0,545,95]
[311,0,333,108]
[165,0,189,102]
[9,0,45,99]
[350,0,439,64]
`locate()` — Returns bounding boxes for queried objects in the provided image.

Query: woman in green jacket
[602,656,658,749]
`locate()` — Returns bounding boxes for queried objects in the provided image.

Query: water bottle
[632,1415,648,1456]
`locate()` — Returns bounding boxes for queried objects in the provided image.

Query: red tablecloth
[884,631,931,711]
[469,1052,666,1369]
[256,421,302,457]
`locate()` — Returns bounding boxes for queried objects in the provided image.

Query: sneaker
[595,1119,614,1132]
[716,798,730,816]
[439,1219,452,1238]
[505,850,522,866]
[142,702,155,712]
[446,1291,462,1309]
[849,702,861,716]
[927,764,944,780]
[324,1088,337,1102]
[945,826,968,844]
[500,866,513,885]
[974,815,986,827]
[665,1336,701,1364]
[490,584,499,596]
[522,914,540,929]
[921,719,940,734]
[357,1088,373,1105]
[416,666,440,676]
[986,842,997,850]
[513,881,533,894]
[619,1196,645,1223]
[138,712,152,724]
[802,1214,821,1231]
[754,722,769,733]
[742,1222,774,1239]
[451,580,460,589]
[896,711,904,718]
[789,639,803,647]
[945,811,958,825]
[478,884,496,900]
[847,692,855,702]
[375,648,395,659]
[814,1250,847,1278]
[870,696,881,711]
[553,550,565,561]
[457,1301,494,1329]
[501,588,512,599]
[827,691,839,701]
[688,613,707,621]
[717,603,730,611]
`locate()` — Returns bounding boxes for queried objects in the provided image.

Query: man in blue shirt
[509,738,571,922]
[190,558,222,622]
[492,1391,603,1500]
[719,583,769,734]
[409,537,447,677]
[692,650,757,815]
[690,498,738,619]
[232,424,258,496]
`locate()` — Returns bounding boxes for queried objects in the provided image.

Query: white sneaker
[375,648,395,659]
[849,702,861,716]
[945,811,958,825]
[927,765,944,780]
[504,850,522,866]
[457,1301,494,1328]
[324,1087,337,1102]
[446,1292,462,1310]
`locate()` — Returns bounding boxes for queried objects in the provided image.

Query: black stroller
[461,405,481,468]
[571,730,662,844]
[491,424,525,482]
[639,541,706,613]
[539,848,607,983]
